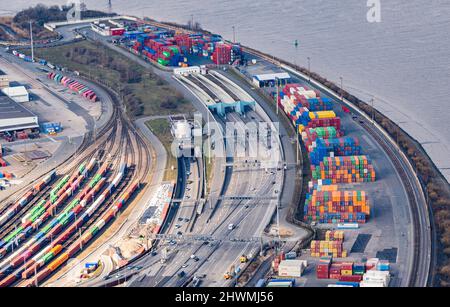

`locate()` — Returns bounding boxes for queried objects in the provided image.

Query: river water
[2,0,449,181]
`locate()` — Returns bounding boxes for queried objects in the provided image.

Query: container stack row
[309,137,362,166]
[126,27,242,66]
[318,258,391,287]
[47,73,98,102]
[281,83,333,111]
[304,190,370,224]
[311,240,348,258]
[141,38,183,67]
[277,83,375,225]
[302,126,343,150]
[311,155,376,184]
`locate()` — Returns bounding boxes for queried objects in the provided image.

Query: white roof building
[0,94,38,132]
[252,72,291,88]
[1,86,30,103]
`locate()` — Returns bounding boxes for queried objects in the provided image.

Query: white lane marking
[45,135,58,143]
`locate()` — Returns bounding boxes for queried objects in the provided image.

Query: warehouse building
[252,72,291,88]
[0,94,38,133]
[1,86,29,103]
[0,70,8,89]
[91,20,126,37]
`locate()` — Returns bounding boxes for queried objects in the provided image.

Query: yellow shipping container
[341,270,353,276]
[309,111,336,120]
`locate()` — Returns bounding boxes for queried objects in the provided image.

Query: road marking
[45,135,58,143]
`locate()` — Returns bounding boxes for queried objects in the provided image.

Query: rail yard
[0,4,441,291]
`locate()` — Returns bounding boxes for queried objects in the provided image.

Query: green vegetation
[145,119,178,182]
[32,40,195,117]
[204,146,215,195]
[10,4,114,40]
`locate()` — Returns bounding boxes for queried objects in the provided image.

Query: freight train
[0,162,138,287]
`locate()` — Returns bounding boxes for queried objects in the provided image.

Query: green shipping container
[158,58,169,66]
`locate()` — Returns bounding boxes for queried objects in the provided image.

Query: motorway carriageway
[90,70,284,288]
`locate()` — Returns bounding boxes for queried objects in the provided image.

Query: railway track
[361,122,424,287]
[205,74,241,102]
[0,186,53,239]
[0,69,154,286]
[187,75,221,102]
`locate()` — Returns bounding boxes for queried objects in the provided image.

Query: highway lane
[44,24,295,287]
[119,72,282,287]
[148,73,282,287]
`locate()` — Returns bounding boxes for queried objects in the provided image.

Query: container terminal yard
[0,6,440,290]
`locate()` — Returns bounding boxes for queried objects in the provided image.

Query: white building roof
[1,86,29,97]
[253,72,291,82]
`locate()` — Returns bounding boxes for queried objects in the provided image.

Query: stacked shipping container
[47,73,98,102]
[304,190,370,223]
[311,240,347,258]
[311,156,376,184]
[309,137,362,165]
[125,27,241,67]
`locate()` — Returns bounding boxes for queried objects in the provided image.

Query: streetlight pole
[296,128,300,165]
[232,26,236,44]
[276,195,281,242]
[275,77,279,115]
[29,20,34,62]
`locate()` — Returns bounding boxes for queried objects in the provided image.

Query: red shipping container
[341,263,353,270]
[212,44,232,65]
[329,274,341,280]
[317,273,329,279]
[339,275,363,282]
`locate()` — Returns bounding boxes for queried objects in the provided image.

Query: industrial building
[0,70,9,89]
[1,86,30,103]
[91,20,125,37]
[0,93,38,133]
[252,72,291,88]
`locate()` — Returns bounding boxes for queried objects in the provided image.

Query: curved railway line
[0,74,153,287]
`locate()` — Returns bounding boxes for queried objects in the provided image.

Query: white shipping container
[278,260,306,278]
[366,258,380,267]
[360,281,386,288]
[363,271,390,287]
